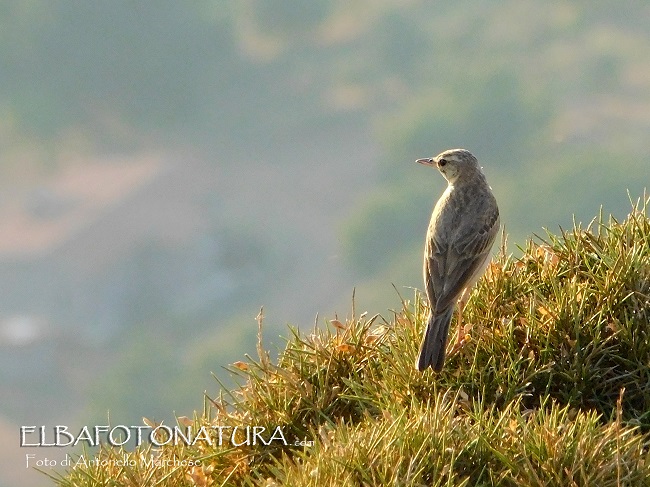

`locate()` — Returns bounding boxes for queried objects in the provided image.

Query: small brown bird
[415,149,500,372]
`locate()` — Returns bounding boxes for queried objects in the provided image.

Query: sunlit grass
[52,195,650,486]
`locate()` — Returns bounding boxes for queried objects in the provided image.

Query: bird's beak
[416,157,435,167]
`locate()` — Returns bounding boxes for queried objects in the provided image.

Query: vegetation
[48,196,650,486]
[3,3,650,481]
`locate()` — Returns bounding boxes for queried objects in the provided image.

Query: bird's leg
[455,299,466,346]
[450,290,471,356]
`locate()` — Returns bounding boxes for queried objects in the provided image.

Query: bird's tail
[416,306,454,372]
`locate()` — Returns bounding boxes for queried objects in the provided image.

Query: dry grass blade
[53,197,650,486]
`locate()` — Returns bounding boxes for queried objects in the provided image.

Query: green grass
[50,195,650,486]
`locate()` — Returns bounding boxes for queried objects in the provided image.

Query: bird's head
[416,148,482,185]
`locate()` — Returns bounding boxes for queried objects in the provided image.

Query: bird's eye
[438,158,447,167]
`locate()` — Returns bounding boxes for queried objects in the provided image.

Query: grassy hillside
[49,196,650,486]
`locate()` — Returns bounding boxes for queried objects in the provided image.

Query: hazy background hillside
[1,2,649,485]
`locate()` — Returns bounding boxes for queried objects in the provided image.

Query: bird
[415,149,500,372]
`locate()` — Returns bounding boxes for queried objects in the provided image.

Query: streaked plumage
[415,149,499,372]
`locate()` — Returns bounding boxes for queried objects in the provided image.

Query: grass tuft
[54,195,650,486]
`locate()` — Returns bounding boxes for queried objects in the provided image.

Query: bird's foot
[449,325,472,356]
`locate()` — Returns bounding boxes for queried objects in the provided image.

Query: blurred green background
[1,2,649,485]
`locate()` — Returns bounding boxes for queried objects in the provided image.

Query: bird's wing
[459,203,500,258]
[423,236,442,307]
[427,205,499,312]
